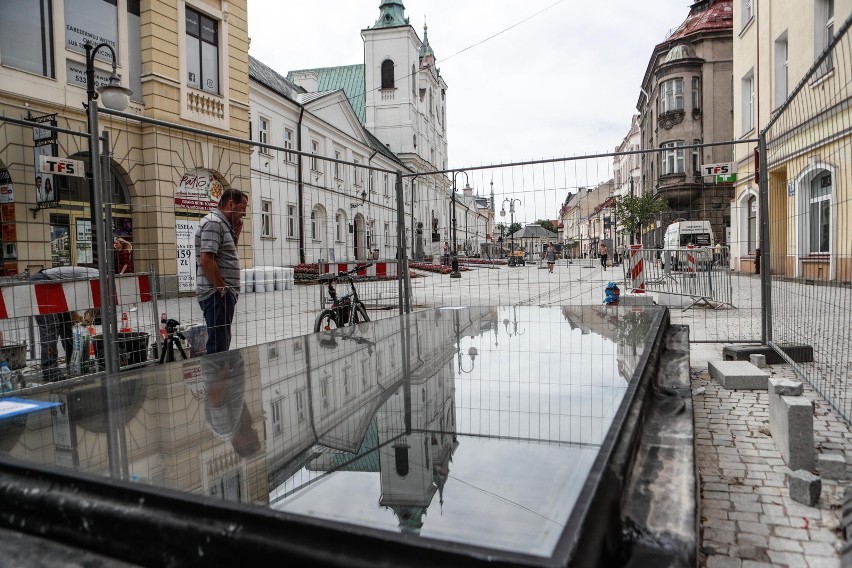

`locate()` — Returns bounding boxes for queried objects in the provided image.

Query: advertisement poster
[35,144,59,206]
[0,169,13,204]
[76,219,93,264]
[176,219,199,292]
[63,0,119,62]
[175,169,224,211]
[51,224,72,267]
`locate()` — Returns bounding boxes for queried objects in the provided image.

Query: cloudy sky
[247,0,692,220]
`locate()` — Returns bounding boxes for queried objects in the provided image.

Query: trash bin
[93,331,150,370]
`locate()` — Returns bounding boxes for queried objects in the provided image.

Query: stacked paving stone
[694,362,850,567]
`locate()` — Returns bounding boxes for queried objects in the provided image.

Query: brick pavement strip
[694,361,851,568]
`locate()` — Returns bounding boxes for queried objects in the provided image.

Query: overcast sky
[247,0,692,221]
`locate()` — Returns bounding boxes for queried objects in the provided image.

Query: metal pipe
[758,134,772,344]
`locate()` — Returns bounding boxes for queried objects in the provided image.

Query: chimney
[291,71,318,92]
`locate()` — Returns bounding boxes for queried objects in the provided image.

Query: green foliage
[613,193,669,244]
[507,222,522,236]
[535,219,556,232]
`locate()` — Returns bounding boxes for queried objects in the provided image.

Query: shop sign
[0,169,13,204]
[176,219,199,292]
[175,169,224,211]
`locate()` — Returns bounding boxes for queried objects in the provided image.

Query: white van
[662,220,714,269]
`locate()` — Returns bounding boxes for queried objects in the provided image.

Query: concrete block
[768,379,814,471]
[818,453,847,480]
[722,344,814,364]
[708,360,769,390]
[789,470,821,506]
[771,378,803,396]
[618,295,656,306]
[749,353,767,368]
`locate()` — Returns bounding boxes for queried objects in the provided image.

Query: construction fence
[759,12,852,422]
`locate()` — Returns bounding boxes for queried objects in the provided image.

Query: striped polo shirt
[195,209,241,301]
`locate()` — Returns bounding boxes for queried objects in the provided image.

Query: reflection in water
[0,306,663,560]
[200,351,261,459]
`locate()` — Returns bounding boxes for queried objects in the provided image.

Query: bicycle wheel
[352,304,370,324]
[314,309,339,332]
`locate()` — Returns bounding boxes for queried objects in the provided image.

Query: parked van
[662,220,714,270]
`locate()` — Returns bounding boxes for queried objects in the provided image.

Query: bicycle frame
[315,264,372,332]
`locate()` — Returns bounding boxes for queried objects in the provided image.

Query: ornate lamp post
[450,171,470,279]
[84,40,132,378]
[500,197,522,266]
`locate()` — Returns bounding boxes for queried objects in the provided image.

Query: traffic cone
[120,312,131,333]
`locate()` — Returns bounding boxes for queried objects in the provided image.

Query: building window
[384,223,390,246]
[692,140,701,174]
[691,77,701,111]
[284,128,294,162]
[381,59,394,89]
[383,173,389,197]
[261,199,273,238]
[311,139,320,171]
[742,0,753,28]
[287,204,296,238]
[775,34,789,107]
[747,196,757,255]
[334,149,342,180]
[741,70,755,133]
[295,390,305,423]
[661,141,685,175]
[186,7,219,94]
[815,0,834,76]
[353,159,361,187]
[411,63,416,94]
[809,171,831,253]
[335,211,345,242]
[0,0,54,77]
[311,210,317,240]
[258,117,270,149]
[659,78,684,113]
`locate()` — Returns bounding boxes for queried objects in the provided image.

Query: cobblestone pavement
[691,345,851,568]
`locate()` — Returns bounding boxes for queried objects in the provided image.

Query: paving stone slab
[709,361,769,390]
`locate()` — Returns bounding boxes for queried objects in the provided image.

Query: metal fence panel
[762,13,852,422]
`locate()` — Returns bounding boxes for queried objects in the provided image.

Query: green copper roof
[419,24,435,61]
[286,64,365,122]
[373,0,408,28]
[330,418,380,472]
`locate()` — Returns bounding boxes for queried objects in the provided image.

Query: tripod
[158,319,188,363]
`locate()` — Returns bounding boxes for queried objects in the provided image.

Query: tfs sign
[701,162,735,176]
[39,156,85,178]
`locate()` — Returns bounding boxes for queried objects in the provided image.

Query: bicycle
[314,263,372,332]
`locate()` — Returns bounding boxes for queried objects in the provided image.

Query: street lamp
[500,197,522,266]
[84,40,132,378]
[450,171,470,279]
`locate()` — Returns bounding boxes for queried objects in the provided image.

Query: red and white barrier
[323,261,399,278]
[629,245,646,293]
[0,274,152,319]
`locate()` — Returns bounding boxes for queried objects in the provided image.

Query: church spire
[373,0,408,28]
[419,22,435,68]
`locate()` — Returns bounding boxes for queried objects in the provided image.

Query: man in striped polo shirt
[195,189,248,354]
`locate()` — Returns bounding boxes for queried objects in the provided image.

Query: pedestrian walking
[195,188,248,354]
[598,242,608,269]
[545,242,556,273]
[113,237,133,274]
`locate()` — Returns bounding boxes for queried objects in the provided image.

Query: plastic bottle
[0,362,13,392]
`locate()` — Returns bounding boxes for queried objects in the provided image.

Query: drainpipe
[296,107,306,264]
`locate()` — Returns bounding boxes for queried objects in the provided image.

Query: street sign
[701,162,735,177]
[716,173,737,183]
[39,155,85,178]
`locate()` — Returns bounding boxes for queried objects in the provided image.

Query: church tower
[362,1,448,173]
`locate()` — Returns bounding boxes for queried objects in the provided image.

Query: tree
[535,219,556,232]
[613,193,668,245]
[495,222,507,241]
[507,222,522,236]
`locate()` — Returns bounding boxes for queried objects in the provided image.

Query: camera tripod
[158,318,188,364]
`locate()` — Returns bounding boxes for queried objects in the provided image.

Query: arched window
[747,195,757,254]
[394,444,409,477]
[809,171,831,253]
[381,59,394,89]
[311,210,317,240]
